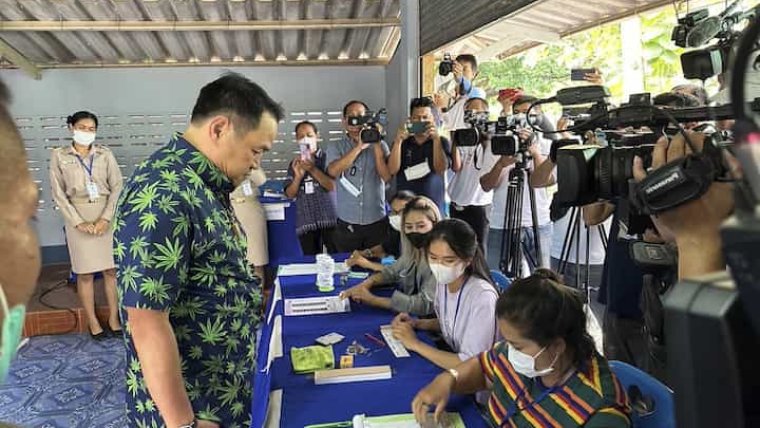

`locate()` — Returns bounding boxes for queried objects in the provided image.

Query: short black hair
[456,54,478,73]
[464,97,489,110]
[67,111,99,129]
[190,72,284,133]
[391,190,417,203]
[496,269,596,367]
[653,92,701,108]
[409,97,434,115]
[342,100,369,118]
[295,120,318,135]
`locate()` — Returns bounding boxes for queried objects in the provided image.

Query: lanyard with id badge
[76,153,99,202]
[242,179,255,197]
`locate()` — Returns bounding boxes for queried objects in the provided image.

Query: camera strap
[630,154,717,215]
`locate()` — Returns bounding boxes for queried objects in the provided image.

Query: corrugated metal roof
[432,0,677,60]
[0,0,401,75]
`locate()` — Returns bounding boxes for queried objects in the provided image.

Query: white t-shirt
[442,96,468,131]
[434,276,499,361]
[447,143,500,206]
[550,213,612,265]
[490,137,553,228]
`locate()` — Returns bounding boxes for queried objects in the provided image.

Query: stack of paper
[284,296,351,316]
[305,412,464,428]
[313,365,391,385]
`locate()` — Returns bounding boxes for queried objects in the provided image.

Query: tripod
[555,206,608,303]
[499,152,542,279]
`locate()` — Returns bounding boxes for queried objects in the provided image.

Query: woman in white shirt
[391,218,499,369]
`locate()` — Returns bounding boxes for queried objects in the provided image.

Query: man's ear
[207,115,232,143]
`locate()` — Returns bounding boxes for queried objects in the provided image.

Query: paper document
[284,296,351,316]
[313,365,391,385]
[267,279,282,324]
[305,412,464,428]
[263,203,288,221]
[278,262,349,277]
[263,389,283,428]
[263,190,285,199]
[262,315,283,372]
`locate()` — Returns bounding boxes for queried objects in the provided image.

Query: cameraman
[327,100,392,253]
[480,96,553,274]
[434,54,482,131]
[389,97,451,213]
[448,97,501,255]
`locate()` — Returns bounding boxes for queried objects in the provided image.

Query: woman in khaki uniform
[49,111,123,340]
[231,167,269,279]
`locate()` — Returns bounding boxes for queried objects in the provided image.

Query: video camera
[439,53,455,76]
[673,1,758,80]
[347,108,387,144]
[453,110,539,156]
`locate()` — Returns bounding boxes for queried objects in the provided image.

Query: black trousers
[450,203,490,258]
[332,218,390,253]
[298,227,337,256]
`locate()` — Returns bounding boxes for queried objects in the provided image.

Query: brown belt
[231,197,257,204]
[70,196,105,204]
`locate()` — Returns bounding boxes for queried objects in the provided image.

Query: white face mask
[73,130,96,146]
[428,261,465,285]
[388,214,401,232]
[297,136,318,152]
[508,344,558,378]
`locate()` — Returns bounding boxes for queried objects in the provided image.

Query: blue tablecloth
[252,256,487,428]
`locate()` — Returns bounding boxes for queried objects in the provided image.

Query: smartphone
[406,121,428,134]
[571,68,596,81]
[299,143,311,161]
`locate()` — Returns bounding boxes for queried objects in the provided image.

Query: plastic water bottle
[316,253,335,292]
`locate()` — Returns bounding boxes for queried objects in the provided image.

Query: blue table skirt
[252,257,488,428]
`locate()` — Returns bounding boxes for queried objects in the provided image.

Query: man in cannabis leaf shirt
[114,73,283,428]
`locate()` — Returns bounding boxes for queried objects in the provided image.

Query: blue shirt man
[326,100,392,253]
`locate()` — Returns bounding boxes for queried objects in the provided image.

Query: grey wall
[1,65,387,262]
[419,0,536,54]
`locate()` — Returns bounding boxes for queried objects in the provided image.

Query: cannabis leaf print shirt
[114,135,263,428]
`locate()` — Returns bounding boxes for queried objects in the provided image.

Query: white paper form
[284,296,351,316]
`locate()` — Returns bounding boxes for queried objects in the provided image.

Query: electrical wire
[37,279,79,335]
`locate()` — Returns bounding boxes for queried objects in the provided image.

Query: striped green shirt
[479,342,631,427]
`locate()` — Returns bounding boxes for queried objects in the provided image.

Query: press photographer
[447,98,501,255]
[327,100,393,253]
[480,95,553,277]
[434,54,483,131]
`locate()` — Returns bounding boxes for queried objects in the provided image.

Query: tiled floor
[0,334,126,428]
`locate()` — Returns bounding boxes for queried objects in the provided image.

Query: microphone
[686,0,743,48]
[686,16,722,47]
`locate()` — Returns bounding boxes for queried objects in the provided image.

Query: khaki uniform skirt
[232,196,269,266]
[64,199,116,274]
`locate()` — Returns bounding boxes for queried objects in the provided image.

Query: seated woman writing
[412,269,631,427]
[390,219,498,370]
[340,196,441,316]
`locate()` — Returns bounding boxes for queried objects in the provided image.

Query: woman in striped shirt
[412,269,631,427]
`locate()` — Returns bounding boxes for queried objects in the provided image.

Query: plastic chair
[490,269,512,292]
[608,360,675,428]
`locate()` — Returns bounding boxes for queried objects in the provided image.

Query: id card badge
[242,180,254,197]
[339,175,361,198]
[304,180,315,195]
[86,181,99,201]
[404,161,431,181]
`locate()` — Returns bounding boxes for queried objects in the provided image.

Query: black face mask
[406,232,428,249]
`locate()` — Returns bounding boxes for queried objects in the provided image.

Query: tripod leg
[526,169,542,270]
[558,207,579,275]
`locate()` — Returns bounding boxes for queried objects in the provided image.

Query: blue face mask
[0,283,26,384]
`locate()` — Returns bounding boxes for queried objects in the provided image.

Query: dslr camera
[453,110,538,156]
[347,108,388,144]
[438,53,455,76]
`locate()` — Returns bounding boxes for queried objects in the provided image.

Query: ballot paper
[278,262,350,277]
[262,315,283,372]
[267,279,283,325]
[263,203,288,221]
[284,296,351,316]
[263,389,283,428]
[305,412,464,428]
